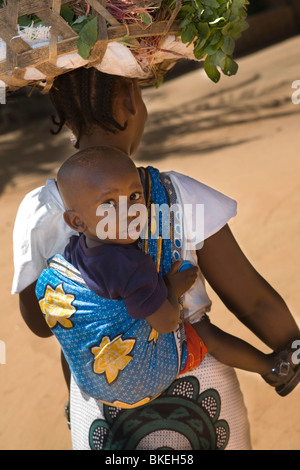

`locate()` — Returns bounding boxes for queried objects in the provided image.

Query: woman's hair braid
[49,67,128,148]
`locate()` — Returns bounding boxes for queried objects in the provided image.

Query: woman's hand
[165,260,198,299]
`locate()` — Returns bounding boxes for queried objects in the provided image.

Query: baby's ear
[63,211,86,233]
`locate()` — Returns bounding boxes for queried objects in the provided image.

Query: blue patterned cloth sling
[35,167,187,408]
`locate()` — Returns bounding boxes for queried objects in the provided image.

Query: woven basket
[0,0,183,92]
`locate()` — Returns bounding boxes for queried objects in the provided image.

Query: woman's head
[49,67,147,155]
[57,146,147,245]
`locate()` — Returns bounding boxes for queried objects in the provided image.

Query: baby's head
[57,146,146,245]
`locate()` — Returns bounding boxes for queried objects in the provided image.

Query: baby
[35,146,299,407]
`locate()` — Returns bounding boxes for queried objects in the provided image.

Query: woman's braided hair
[49,67,128,148]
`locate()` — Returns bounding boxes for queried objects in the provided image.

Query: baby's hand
[165,260,198,298]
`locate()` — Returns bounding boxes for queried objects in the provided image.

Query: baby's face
[80,165,147,244]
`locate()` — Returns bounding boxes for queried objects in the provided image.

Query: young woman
[12,67,300,450]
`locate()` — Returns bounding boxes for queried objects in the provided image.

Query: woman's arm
[197,224,299,350]
[19,281,53,338]
[20,282,71,392]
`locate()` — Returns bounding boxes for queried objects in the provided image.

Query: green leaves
[78,17,98,46]
[139,11,152,26]
[223,55,238,76]
[168,0,249,82]
[73,16,98,60]
[60,4,75,24]
[201,0,220,8]
[181,23,198,44]
[204,55,220,83]
[12,0,249,82]
[17,14,45,28]
[221,35,235,55]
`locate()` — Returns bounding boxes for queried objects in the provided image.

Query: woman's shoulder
[163,170,237,246]
[12,179,70,295]
[18,178,64,212]
[165,171,236,206]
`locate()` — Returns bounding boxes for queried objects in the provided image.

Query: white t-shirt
[11,171,237,322]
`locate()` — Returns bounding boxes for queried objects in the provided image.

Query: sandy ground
[0,35,300,450]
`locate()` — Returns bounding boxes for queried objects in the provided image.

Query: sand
[0,35,299,450]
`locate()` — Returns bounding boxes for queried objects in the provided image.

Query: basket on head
[0,0,184,93]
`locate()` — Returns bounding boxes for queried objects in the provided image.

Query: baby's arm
[193,317,273,376]
[146,261,198,334]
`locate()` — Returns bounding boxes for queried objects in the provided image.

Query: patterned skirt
[70,354,252,451]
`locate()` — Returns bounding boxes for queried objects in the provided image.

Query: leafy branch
[5,0,249,82]
[167,0,249,82]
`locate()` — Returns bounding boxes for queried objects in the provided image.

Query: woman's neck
[78,131,131,157]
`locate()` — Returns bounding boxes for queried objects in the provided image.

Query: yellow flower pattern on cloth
[148,328,159,344]
[91,335,136,385]
[39,283,76,329]
[102,397,153,409]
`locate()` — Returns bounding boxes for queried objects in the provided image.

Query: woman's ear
[63,211,86,233]
[122,79,137,117]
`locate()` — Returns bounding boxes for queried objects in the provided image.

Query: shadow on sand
[136,74,298,161]
[0,88,74,196]
[0,72,298,195]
